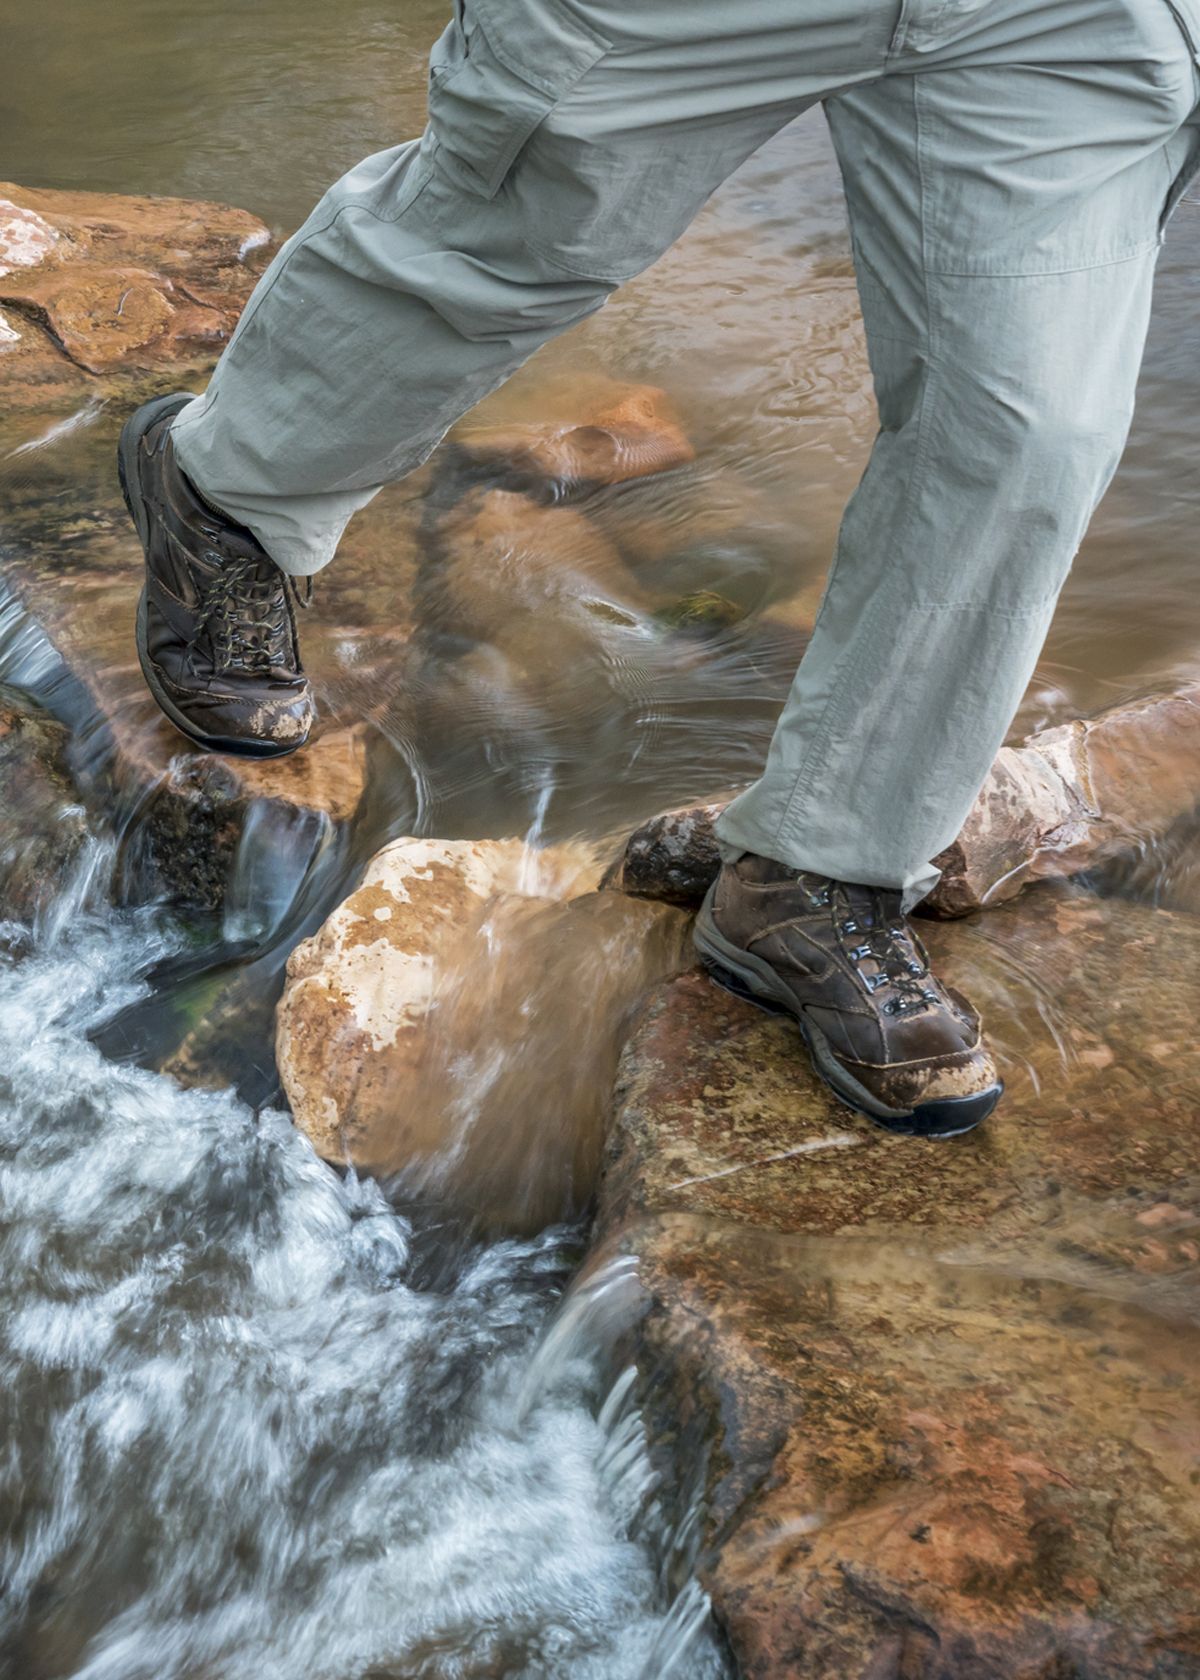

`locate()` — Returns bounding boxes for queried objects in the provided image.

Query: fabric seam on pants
[770,75,938,855]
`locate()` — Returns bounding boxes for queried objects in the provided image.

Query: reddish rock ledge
[0,181,270,424]
[591,885,1200,1679]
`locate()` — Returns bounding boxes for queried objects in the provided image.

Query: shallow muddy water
[2,2,1200,1676]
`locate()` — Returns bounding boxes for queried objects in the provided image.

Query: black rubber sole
[119,394,305,762]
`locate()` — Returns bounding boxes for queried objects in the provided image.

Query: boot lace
[825,881,940,1017]
[195,556,312,676]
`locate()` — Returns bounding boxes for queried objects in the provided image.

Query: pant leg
[716,0,1200,907]
[172,0,900,575]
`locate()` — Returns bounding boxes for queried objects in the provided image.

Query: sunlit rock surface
[0,182,270,421]
[604,685,1200,919]
[593,885,1200,1678]
[277,836,691,1232]
[0,685,87,920]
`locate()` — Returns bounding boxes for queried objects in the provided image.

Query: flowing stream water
[0,839,726,1680]
[2,2,1200,1676]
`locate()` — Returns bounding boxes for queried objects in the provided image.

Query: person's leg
[715,0,1200,909]
[125,0,900,757]
[168,0,899,576]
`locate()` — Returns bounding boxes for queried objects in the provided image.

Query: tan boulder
[926,683,1200,915]
[277,837,690,1232]
[592,886,1200,1678]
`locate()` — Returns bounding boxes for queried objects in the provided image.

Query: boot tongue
[732,855,902,917]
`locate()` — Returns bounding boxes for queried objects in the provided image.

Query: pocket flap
[428,0,611,200]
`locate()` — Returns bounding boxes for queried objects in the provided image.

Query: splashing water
[0,849,729,1680]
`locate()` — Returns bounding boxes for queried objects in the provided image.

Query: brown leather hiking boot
[118,393,315,759]
[693,853,1002,1136]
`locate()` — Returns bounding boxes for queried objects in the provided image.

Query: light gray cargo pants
[171,0,1200,906]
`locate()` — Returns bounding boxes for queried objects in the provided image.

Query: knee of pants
[892,378,1134,611]
[926,272,1152,541]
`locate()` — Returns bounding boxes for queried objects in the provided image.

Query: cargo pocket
[426,0,611,201]
[1160,120,1200,229]
[1160,3,1200,230]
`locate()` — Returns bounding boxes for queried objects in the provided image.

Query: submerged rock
[422,487,659,646]
[0,685,88,919]
[276,836,690,1233]
[593,886,1200,1678]
[604,685,1200,918]
[0,182,270,422]
[451,378,694,495]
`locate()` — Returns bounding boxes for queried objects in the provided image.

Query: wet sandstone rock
[0,182,270,425]
[604,685,1200,918]
[926,683,1200,916]
[592,886,1200,1679]
[0,685,88,920]
[599,799,728,905]
[276,836,691,1233]
[118,724,369,913]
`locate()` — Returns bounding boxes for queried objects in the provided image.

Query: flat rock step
[592,885,1200,1679]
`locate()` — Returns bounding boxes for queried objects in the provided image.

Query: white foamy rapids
[0,862,728,1680]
